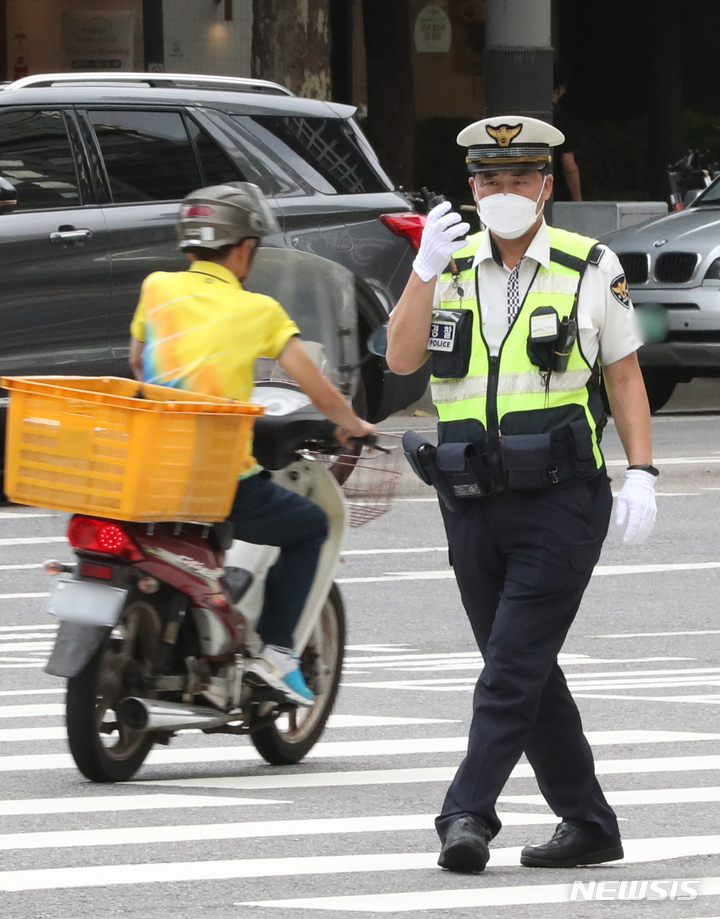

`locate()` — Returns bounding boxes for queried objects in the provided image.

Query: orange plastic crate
[1,376,264,523]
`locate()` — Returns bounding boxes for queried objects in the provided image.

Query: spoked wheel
[251,584,345,765]
[66,601,161,782]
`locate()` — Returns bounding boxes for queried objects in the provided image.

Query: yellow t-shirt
[131,260,299,400]
[130,260,300,474]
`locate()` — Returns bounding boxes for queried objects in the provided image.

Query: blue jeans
[227,471,329,648]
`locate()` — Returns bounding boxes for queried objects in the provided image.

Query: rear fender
[45,621,109,678]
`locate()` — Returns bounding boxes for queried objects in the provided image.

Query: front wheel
[66,601,160,782]
[250,584,345,765]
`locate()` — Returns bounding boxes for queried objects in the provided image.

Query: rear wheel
[250,584,345,765]
[66,601,160,782]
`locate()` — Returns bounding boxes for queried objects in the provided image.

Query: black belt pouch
[568,419,597,478]
[436,442,492,497]
[501,433,552,490]
[402,431,465,512]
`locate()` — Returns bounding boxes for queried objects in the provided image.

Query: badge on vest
[428,320,456,352]
[429,308,473,379]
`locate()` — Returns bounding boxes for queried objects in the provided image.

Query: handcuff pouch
[401,431,464,512]
[429,308,473,379]
[500,433,552,490]
[436,442,493,498]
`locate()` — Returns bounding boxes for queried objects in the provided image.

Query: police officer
[387,116,657,873]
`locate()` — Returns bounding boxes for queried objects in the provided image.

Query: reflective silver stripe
[436,279,465,302]
[431,376,488,403]
[431,368,591,404]
[531,273,581,295]
[497,368,592,396]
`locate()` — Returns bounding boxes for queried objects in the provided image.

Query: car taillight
[67,516,143,562]
[380,212,427,251]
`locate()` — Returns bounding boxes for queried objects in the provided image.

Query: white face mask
[476,177,547,240]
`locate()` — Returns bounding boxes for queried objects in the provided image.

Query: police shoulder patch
[610,274,630,308]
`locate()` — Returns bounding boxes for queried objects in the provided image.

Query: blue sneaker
[246,650,315,707]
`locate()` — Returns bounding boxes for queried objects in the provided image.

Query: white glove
[413,201,470,282]
[615,468,657,545]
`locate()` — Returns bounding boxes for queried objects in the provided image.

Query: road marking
[0,663,46,669]
[0,703,64,718]
[2,733,719,773]
[0,593,49,600]
[0,536,66,546]
[0,513,58,519]
[338,561,720,584]
[0,812,559,851]
[242,868,720,912]
[346,655,691,672]
[598,629,720,638]
[0,564,44,571]
[1,842,717,894]
[574,692,720,705]
[0,624,56,632]
[0,714,459,742]
[0,688,64,697]
[0,641,54,655]
[0,793,286,816]
[343,547,445,555]
[608,455,720,465]
[499,786,720,807]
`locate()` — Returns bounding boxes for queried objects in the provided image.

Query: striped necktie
[507,261,522,325]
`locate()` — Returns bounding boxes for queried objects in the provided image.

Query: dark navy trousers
[228,471,328,649]
[435,473,619,842]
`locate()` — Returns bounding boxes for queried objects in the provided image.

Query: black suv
[0,72,429,470]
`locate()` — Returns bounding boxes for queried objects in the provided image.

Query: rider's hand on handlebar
[335,418,375,450]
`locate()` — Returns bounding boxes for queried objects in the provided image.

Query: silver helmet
[177,182,279,250]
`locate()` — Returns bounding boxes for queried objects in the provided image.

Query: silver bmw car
[603,181,720,412]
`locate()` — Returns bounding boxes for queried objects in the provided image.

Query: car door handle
[49,228,92,243]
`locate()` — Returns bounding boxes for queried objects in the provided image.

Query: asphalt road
[2,395,720,918]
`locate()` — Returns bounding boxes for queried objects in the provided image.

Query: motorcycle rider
[129,182,374,707]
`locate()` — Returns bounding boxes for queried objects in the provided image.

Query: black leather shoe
[520,821,623,868]
[438,815,492,873]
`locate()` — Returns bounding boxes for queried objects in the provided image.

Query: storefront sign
[62,11,135,71]
[415,5,452,54]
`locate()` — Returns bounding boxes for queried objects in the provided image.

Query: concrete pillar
[142,0,164,71]
[484,0,553,122]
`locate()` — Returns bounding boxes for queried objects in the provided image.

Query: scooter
[39,249,371,782]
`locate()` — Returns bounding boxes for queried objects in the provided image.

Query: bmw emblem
[653,239,668,248]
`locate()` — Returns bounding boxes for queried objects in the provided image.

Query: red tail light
[67,516,143,562]
[380,212,427,251]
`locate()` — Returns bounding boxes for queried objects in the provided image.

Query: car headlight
[704,258,720,281]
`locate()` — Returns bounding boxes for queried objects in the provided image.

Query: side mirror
[0,176,18,212]
[683,188,703,208]
[367,325,388,357]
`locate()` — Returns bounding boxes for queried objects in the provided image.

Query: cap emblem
[486,124,523,147]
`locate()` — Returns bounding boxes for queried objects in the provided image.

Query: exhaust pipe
[119,697,238,732]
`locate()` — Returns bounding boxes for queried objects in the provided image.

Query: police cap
[457,116,565,173]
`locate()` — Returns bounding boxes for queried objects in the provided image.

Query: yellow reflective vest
[430,226,606,486]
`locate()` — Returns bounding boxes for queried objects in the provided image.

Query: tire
[250,584,345,765]
[642,371,677,414]
[66,600,161,782]
[329,378,367,486]
[601,372,677,416]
